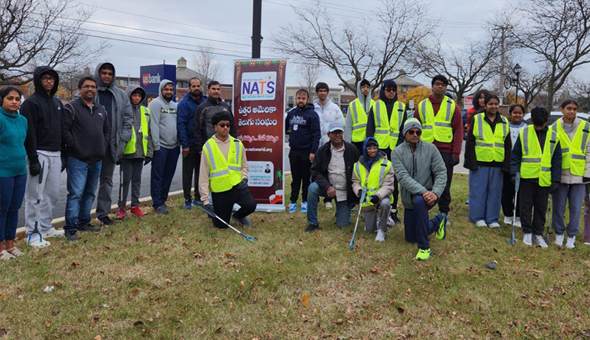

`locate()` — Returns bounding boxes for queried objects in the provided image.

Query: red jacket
[413,95,463,159]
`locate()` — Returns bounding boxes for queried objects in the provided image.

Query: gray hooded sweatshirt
[148,79,178,150]
[124,86,153,159]
[345,80,373,143]
[94,62,133,162]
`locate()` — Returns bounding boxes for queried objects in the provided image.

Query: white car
[523,111,590,125]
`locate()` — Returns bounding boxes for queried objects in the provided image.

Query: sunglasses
[217,123,231,128]
[384,88,396,92]
[407,129,422,136]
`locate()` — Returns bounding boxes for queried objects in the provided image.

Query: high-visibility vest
[349,98,374,143]
[473,113,509,162]
[203,136,243,193]
[372,100,405,149]
[519,125,555,187]
[353,158,391,207]
[417,96,455,143]
[549,118,589,176]
[124,106,150,156]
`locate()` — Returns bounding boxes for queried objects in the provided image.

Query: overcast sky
[81,0,513,88]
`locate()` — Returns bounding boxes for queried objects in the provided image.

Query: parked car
[523,111,590,125]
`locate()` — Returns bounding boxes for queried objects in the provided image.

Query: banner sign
[464,96,473,109]
[233,59,287,212]
[139,64,176,99]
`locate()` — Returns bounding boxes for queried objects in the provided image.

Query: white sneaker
[387,217,395,227]
[43,227,65,238]
[488,222,501,228]
[533,235,548,248]
[523,233,532,246]
[566,236,576,249]
[475,220,487,227]
[554,234,564,247]
[325,202,333,209]
[585,242,590,246]
[514,217,522,228]
[504,216,513,224]
[446,218,451,226]
[375,230,386,242]
[27,234,51,249]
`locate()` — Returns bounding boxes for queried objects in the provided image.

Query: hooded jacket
[124,86,153,159]
[21,66,63,164]
[366,79,408,147]
[314,97,345,145]
[148,79,178,150]
[351,137,394,211]
[285,103,321,153]
[345,80,373,143]
[177,91,206,149]
[94,62,133,162]
[194,96,237,152]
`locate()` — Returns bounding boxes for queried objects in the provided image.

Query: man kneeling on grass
[391,118,447,260]
[198,112,256,228]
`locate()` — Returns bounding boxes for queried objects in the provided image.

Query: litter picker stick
[350,186,368,250]
[545,193,552,243]
[510,173,520,245]
[197,205,255,242]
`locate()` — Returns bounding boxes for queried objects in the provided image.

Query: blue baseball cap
[329,122,344,132]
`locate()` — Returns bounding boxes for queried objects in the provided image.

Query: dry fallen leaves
[302,294,309,308]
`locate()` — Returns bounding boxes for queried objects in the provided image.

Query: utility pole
[493,24,513,106]
[251,0,262,59]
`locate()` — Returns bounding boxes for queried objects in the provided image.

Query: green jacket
[391,141,447,209]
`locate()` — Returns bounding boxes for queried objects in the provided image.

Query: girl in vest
[501,104,527,227]
[0,86,28,260]
[464,94,511,228]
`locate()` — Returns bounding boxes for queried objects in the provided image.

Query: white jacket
[314,99,345,145]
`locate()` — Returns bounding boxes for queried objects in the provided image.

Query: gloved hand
[550,183,560,194]
[144,157,152,165]
[116,158,123,165]
[236,178,248,190]
[357,189,362,198]
[29,160,41,177]
[369,194,380,205]
[583,177,590,183]
[450,157,460,167]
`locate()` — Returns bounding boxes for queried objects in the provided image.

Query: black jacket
[464,113,512,172]
[285,103,321,153]
[194,97,237,152]
[311,141,361,204]
[366,83,408,147]
[21,66,63,164]
[62,98,111,164]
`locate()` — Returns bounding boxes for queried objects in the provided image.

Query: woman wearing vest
[550,99,590,249]
[464,89,491,206]
[351,137,394,242]
[464,94,511,228]
[502,104,527,227]
[117,86,153,218]
[510,107,561,247]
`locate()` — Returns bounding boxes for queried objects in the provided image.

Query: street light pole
[513,63,522,105]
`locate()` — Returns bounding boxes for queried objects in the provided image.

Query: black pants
[352,141,364,155]
[502,171,520,217]
[182,146,201,200]
[438,151,453,215]
[211,185,257,229]
[289,148,311,203]
[519,180,549,235]
[119,158,143,208]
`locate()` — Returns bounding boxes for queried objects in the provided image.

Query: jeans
[468,166,503,224]
[306,182,351,227]
[0,174,27,241]
[404,195,443,250]
[151,146,180,209]
[552,183,584,237]
[182,145,200,200]
[64,157,101,231]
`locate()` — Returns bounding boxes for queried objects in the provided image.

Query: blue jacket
[177,92,206,148]
[285,103,321,153]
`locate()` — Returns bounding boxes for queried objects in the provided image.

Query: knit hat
[366,138,378,148]
[402,118,423,136]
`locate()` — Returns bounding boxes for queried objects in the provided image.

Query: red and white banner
[233,59,287,212]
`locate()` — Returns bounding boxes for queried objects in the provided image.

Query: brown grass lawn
[1,174,590,339]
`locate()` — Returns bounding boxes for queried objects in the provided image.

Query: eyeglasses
[433,82,447,87]
[41,77,55,82]
[407,129,422,136]
[81,85,97,89]
[384,88,396,92]
[217,123,230,128]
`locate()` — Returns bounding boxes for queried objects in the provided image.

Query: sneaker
[232,213,252,226]
[416,248,431,260]
[78,224,101,232]
[533,235,548,248]
[523,233,533,246]
[192,199,202,207]
[435,213,447,240]
[504,216,513,224]
[375,230,386,242]
[163,202,169,209]
[514,217,522,228]
[117,208,127,218]
[154,206,169,215]
[325,202,333,209]
[488,222,501,228]
[27,234,51,248]
[566,236,576,249]
[183,199,192,210]
[585,242,590,246]
[387,216,395,227]
[130,205,145,217]
[42,227,65,239]
[300,201,308,213]
[475,220,487,227]
[390,209,401,225]
[305,224,319,232]
[64,230,79,241]
[465,199,469,205]
[446,219,451,226]
[97,216,114,226]
[288,202,297,213]
[554,234,564,247]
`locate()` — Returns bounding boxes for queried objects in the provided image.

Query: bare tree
[0,0,101,85]
[191,46,224,85]
[567,78,590,111]
[58,64,92,100]
[296,60,322,95]
[516,0,590,109]
[272,0,434,93]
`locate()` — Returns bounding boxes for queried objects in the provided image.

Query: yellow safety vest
[473,113,509,162]
[124,106,150,156]
[417,96,455,143]
[550,118,589,176]
[519,125,555,187]
[349,98,374,143]
[353,158,391,207]
[372,100,406,149]
[203,136,243,193]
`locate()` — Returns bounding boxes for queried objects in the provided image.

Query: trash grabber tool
[197,205,255,242]
[350,186,368,250]
[545,193,553,243]
[511,173,520,245]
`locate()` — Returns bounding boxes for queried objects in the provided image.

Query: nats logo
[142,73,161,86]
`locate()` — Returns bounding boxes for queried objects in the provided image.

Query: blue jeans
[306,182,352,227]
[468,166,503,224]
[0,174,27,241]
[151,147,180,209]
[404,196,443,250]
[64,157,101,231]
[552,183,585,237]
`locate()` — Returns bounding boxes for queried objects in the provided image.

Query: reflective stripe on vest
[551,119,590,176]
[520,125,555,186]
[473,113,508,162]
[203,136,243,193]
[417,96,455,143]
[124,106,150,156]
[353,158,392,207]
[373,100,405,149]
[349,98,373,143]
